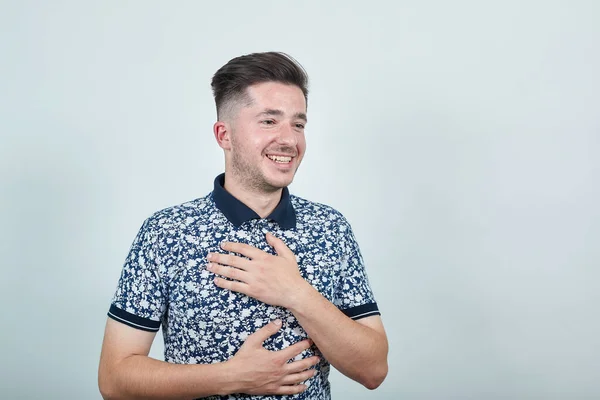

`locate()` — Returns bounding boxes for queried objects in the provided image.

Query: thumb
[246,319,282,346]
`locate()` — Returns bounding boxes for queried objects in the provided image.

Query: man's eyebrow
[256,109,307,122]
[295,112,308,122]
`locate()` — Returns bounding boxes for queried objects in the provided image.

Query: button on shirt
[108,173,381,400]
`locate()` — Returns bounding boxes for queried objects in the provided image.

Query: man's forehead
[246,82,305,103]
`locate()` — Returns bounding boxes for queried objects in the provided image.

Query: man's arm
[208,233,388,390]
[287,287,388,389]
[98,318,319,400]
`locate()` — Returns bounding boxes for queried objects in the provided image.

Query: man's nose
[277,123,297,146]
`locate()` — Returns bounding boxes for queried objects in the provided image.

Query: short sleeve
[333,218,381,320]
[107,218,167,332]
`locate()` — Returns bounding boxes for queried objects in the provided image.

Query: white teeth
[267,155,292,163]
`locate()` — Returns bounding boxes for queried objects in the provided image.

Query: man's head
[211,52,308,121]
[211,52,309,194]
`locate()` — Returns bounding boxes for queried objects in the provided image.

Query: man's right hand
[226,319,320,396]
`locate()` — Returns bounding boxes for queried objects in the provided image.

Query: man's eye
[295,123,305,129]
[262,120,275,125]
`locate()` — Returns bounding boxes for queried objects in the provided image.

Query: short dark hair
[211,52,309,120]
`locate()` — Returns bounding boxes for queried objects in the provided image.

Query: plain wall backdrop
[1,1,599,399]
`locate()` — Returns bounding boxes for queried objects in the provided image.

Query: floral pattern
[110,191,379,400]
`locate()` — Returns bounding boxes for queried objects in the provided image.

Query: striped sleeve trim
[340,302,381,320]
[107,304,161,332]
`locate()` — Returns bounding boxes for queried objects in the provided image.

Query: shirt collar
[212,173,296,229]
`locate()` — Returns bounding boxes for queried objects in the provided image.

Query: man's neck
[223,172,283,219]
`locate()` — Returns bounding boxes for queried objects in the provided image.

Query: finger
[266,233,295,260]
[274,384,307,396]
[279,338,313,359]
[281,368,318,386]
[220,241,266,260]
[244,319,282,346]
[213,276,251,296]
[207,263,249,283]
[285,355,320,374]
[207,252,250,270]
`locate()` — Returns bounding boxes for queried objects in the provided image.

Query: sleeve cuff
[107,304,161,332]
[340,302,381,320]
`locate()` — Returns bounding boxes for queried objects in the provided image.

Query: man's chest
[161,222,344,358]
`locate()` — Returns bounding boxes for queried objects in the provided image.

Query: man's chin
[264,174,295,191]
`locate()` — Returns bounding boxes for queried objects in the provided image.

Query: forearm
[99,355,238,400]
[287,283,388,389]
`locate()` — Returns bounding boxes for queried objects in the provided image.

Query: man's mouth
[266,154,293,163]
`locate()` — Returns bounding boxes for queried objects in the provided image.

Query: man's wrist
[284,279,317,314]
[216,358,243,396]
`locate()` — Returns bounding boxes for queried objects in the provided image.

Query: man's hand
[227,319,319,396]
[206,232,309,308]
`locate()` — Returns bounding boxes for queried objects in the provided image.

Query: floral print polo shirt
[108,173,381,400]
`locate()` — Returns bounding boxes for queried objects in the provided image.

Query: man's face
[226,81,307,193]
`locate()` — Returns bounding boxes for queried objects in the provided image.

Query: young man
[98,52,388,400]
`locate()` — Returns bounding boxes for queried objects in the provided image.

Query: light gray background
[1,1,599,399]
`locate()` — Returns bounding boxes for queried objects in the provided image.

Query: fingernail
[313,370,318,376]
[206,253,212,260]
[273,319,282,326]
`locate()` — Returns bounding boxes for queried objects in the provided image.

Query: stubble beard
[230,148,288,194]
[228,126,301,194]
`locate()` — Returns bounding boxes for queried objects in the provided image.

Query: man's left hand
[206,233,309,308]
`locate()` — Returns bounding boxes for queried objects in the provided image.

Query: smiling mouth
[266,154,293,163]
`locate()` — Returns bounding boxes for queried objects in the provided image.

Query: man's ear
[213,121,232,150]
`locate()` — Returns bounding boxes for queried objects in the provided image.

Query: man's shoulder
[141,194,215,233]
[290,194,350,227]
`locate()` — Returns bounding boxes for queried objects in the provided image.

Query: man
[98,52,388,400]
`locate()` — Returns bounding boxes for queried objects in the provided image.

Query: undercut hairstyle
[211,52,309,121]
